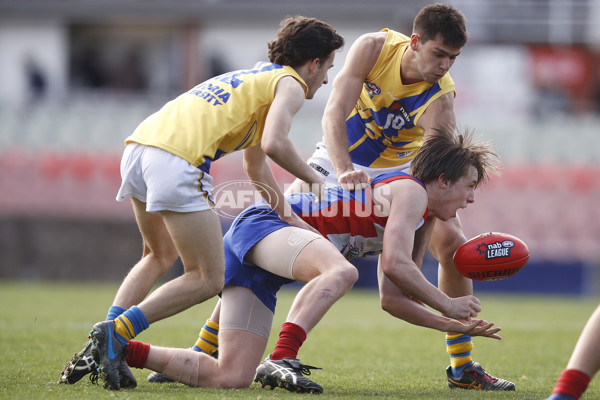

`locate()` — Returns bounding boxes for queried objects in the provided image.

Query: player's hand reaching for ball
[445,295,482,320]
[338,170,372,191]
[447,319,502,340]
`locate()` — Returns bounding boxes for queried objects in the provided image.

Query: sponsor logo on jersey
[382,100,413,131]
[388,100,412,124]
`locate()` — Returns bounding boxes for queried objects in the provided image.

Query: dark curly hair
[413,3,467,48]
[268,16,344,68]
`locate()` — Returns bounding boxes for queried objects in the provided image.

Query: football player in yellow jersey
[58,16,344,390]
[283,3,516,392]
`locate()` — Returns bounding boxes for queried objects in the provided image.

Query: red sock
[125,340,151,369]
[270,322,307,360]
[552,369,591,400]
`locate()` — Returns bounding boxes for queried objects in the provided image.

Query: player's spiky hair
[413,3,467,48]
[410,127,500,187]
[268,16,344,67]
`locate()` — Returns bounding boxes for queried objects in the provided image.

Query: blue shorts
[223,202,295,313]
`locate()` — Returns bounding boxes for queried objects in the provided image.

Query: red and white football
[453,232,529,281]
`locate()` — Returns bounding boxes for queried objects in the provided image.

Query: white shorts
[116,143,215,213]
[308,141,411,186]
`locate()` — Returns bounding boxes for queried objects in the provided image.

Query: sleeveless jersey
[125,62,308,173]
[346,29,455,168]
[223,170,428,312]
[290,171,427,259]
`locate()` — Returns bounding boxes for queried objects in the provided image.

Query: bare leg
[249,231,356,393]
[429,216,515,390]
[429,216,473,372]
[208,299,221,325]
[539,305,600,398]
[429,216,471,298]
[566,304,600,377]
[249,235,359,333]
[143,286,269,388]
[112,198,179,308]
[114,198,225,324]
[138,208,225,322]
[144,329,266,388]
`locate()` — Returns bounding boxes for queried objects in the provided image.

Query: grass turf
[0,281,598,399]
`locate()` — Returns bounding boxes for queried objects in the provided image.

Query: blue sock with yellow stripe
[446,333,474,377]
[192,319,219,354]
[106,306,126,321]
[113,306,149,345]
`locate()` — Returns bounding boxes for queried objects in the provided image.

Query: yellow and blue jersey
[347,29,456,168]
[125,62,308,173]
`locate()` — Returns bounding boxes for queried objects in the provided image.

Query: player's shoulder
[373,172,425,207]
[274,74,308,99]
[353,31,388,52]
[437,72,455,90]
[379,29,410,43]
[385,176,426,199]
[373,171,424,189]
[374,175,427,219]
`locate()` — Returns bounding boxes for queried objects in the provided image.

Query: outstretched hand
[448,319,502,340]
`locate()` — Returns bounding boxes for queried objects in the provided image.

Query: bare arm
[378,180,481,320]
[377,265,501,339]
[418,92,456,140]
[243,145,319,234]
[377,196,494,334]
[322,32,385,190]
[411,218,435,268]
[262,76,324,188]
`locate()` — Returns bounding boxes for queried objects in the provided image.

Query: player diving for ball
[282,2,516,391]
[123,127,510,394]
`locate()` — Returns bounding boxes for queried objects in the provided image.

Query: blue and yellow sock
[106,306,126,321]
[113,306,149,345]
[192,319,219,354]
[446,333,474,377]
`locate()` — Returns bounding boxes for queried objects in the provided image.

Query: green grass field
[1,281,598,399]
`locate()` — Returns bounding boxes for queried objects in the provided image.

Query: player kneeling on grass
[124,127,509,393]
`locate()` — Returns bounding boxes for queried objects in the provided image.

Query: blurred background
[0,0,599,295]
